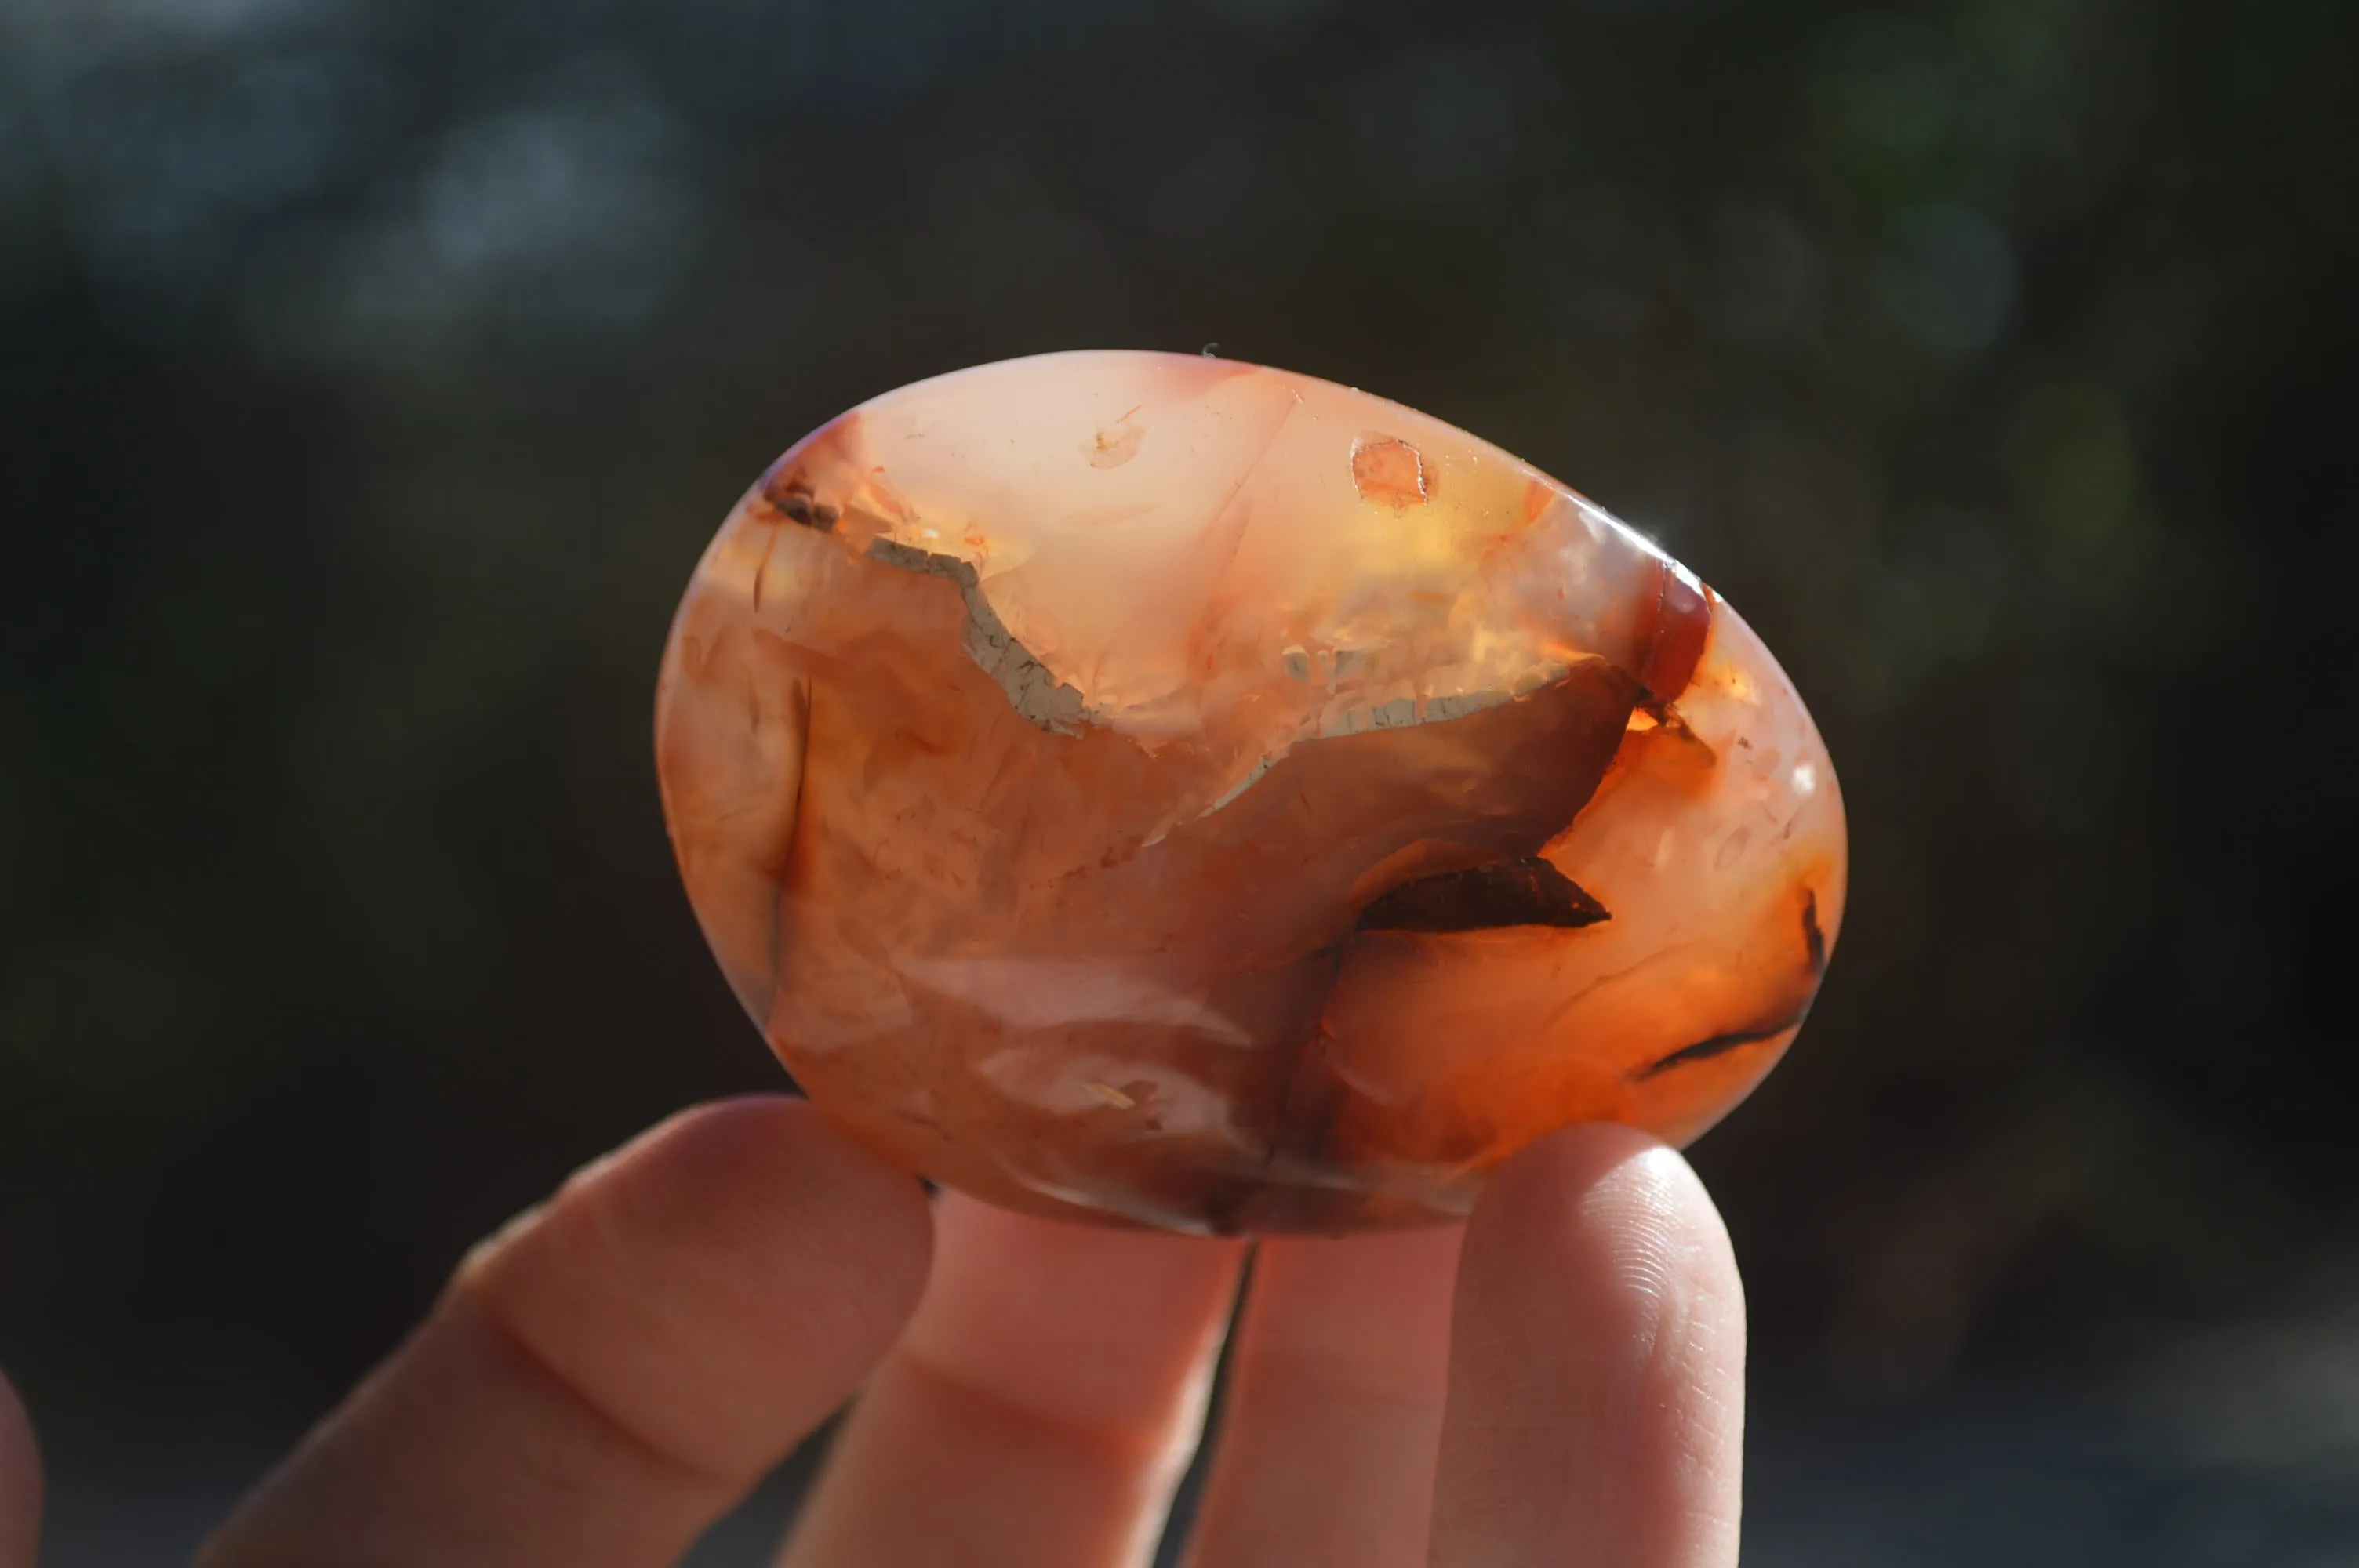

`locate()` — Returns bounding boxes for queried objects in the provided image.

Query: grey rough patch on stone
[867,536,1095,735]
[1423,688,1514,722]
[1212,656,1580,815]
[1308,676,1542,742]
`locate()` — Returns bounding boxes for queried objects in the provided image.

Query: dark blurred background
[2,0,2356,1560]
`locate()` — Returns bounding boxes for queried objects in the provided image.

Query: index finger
[1430,1124,1747,1568]
[201,1097,933,1566]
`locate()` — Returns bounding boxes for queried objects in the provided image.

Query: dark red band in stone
[1637,559,1713,702]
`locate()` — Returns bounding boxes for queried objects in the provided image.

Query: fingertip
[0,1363,41,1568]
[1436,1122,1747,1568]
[1469,1121,1741,1317]
[591,1095,937,1326]
[1464,1120,1745,1390]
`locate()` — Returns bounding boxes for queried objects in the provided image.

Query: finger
[1430,1123,1746,1568]
[780,1194,1245,1568]
[202,1097,932,1567]
[0,1364,39,1568]
[1180,1225,1462,1568]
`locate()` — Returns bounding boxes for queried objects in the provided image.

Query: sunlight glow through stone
[656,350,1848,1234]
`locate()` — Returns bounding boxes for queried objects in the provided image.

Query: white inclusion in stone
[898,956,1255,1047]
[1204,753,1280,815]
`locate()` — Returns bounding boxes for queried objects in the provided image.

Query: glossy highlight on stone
[656,350,1848,1234]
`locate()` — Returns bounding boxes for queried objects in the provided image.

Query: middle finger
[1179,1224,1463,1567]
[780,1193,1245,1568]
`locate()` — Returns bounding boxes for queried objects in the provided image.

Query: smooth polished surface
[656,350,1846,1232]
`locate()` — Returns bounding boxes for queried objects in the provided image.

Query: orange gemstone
[656,351,1847,1233]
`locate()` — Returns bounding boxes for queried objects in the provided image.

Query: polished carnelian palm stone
[656,351,1846,1233]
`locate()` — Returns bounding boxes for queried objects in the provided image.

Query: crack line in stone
[1633,1010,1808,1080]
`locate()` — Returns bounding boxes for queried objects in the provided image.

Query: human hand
[0,1362,36,1568]
[5,1098,1745,1566]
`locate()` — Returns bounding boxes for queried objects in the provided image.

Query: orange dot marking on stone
[1085,405,1147,468]
[1350,434,1431,508]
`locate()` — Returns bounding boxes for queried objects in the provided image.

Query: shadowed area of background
[1,0,2354,1560]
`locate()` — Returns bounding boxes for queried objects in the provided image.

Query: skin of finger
[1181,1224,1463,1568]
[0,1364,40,1568]
[779,1195,1245,1568]
[1430,1124,1746,1568]
[202,1097,933,1567]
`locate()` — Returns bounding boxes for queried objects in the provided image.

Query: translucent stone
[656,351,1847,1234]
